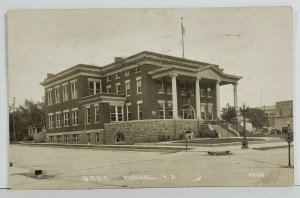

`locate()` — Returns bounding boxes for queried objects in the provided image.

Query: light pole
[12,97,16,143]
[240,104,249,149]
[285,121,293,167]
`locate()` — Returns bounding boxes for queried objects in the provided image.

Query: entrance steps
[211,124,239,137]
[200,123,240,138]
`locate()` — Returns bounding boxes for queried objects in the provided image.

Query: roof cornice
[40,51,239,86]
[40,64,102,86]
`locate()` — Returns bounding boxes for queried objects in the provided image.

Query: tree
[9,98,45,142]
[244,108,268,131]
[221,103,238,125]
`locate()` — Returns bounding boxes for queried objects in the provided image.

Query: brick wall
[275,117,293,132]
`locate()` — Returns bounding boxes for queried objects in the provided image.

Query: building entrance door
[181,104,195,119]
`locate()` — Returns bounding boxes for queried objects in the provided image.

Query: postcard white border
[0,0,299,197]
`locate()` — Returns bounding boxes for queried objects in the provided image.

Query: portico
[148,65,242,121]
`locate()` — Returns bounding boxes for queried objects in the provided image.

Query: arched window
[115,132,125,143]
[181,104,196,119]
[185,130,196,139]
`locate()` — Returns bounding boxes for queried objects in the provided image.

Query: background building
[275,100,293,133]
[256,100,293,133]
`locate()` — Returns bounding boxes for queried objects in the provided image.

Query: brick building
[41,51,242,144]
[275,100,293,133]
[256,100,293,133]
[257,105,276,128]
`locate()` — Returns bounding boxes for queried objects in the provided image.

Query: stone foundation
[46,119,207,145]
[46,129,104,144]
[104,119,204,144]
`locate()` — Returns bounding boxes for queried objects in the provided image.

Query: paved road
[10,144,293,189]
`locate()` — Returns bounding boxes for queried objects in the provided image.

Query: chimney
[114,57,124,62]
[47,73,54,78]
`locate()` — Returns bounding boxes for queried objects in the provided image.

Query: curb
[19,143,192,151]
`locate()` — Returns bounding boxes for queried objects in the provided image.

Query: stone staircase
[211,124,240,137]
[200,123,240,138]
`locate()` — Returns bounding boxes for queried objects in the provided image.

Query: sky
[7,7,293,108]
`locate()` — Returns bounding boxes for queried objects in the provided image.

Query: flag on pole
[180,17,185,58]
[181,20,186,35]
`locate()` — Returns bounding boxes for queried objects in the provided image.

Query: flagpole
[181,17,185,59]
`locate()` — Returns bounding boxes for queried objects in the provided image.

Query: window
[125,82,130,96]
[117,106,123,121]
[57,135,62,142]
[180,89,186,96]
[49,115,54,128]
[157,81,164,93]
[207,88,213,97]
[188,89,194,96]
[89,80,101,95]
[200,89,205,97]
[87,133,90,142]
[62,85,68,101]
[63,112,70,126]
[47,90,53,105]
[116,83,121,94]
[135,66,140,73]
[115,132,125,143]
[95,133,100,143]
[158,102,165,119]
[106,76,111,82]
[95,106,100,123]
[50,136,54,142]
[106,85,112,93]
[168,102,173,119]
[54,88,60,103]
[86,107,91,124]
[207,104,213,120]
[72,110,79,125]
[180,84,186,96]
[201,105,206,120]
[110,106,123,122]
[136,79,142,94]
[64,135,70,143]
[166,86,172,94]
[181,105,195,119]
[279,109,283,116]
[126,105,132,121]
[110,106,116,122]
[71,82,78,99]
[125,70,130,76]
[73,134,78,142]
[137,103,143,120]
[115,73,120,79]
[56,113,61,128]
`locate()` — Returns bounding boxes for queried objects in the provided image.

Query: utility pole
[12,97,16,143]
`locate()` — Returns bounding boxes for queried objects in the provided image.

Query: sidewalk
[19,139,292,152]
[191,141,293,152]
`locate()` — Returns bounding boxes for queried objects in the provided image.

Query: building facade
[275,100,293,133]
[41,51,242,144]
[257,100,293,133]
[257,105,276,128]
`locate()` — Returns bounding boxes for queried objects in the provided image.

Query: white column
[171,73,178,119]
[233,82,238,108]
[216,80,221,119]
[115,106,118,121]
[195,77,201,119]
